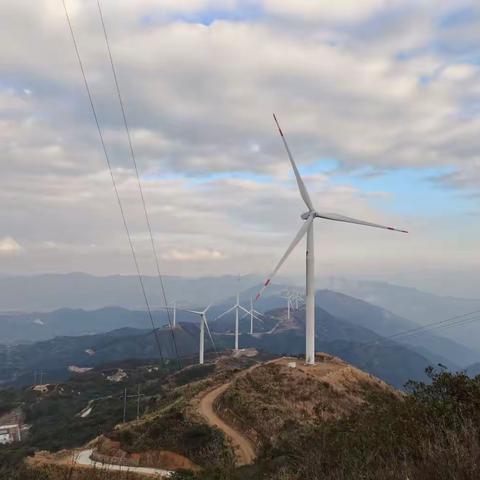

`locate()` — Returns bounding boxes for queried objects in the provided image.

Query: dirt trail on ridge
[197,377,256,466]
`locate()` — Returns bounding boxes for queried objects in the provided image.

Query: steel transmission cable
[361,309,480,348]
[95,0,181,369]
[62,0,165,364]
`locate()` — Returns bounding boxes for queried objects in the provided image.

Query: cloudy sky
[1,0,480,295]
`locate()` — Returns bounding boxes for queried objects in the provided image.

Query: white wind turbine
[280,292,293,319]
[255,114,408,365]
[214,292,262,350]
[159,300,179,328]
[248,296,264,334]
[184,305,215,364]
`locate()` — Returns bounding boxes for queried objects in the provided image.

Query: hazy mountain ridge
[1,305,440,388]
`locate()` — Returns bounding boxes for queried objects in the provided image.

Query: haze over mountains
[2,273,479,358]
[3,273,480,316]
[2,272,480,391]
[1,293,479,389]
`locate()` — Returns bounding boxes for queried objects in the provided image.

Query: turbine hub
[301,211,315,220]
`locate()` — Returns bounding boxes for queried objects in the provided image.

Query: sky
[1,0,480,296]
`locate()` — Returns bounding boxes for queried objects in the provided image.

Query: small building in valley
[0,424,21,444]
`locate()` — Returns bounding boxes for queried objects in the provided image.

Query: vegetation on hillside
[180,367,480,480]
[0,359,172,452]
[5,353,480,479]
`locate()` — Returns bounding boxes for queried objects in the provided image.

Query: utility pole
[136,385,141,420]
[123,388,127,423]
[122,386,145,423]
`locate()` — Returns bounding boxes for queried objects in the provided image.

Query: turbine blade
[204,316,216,350]
[238,306,251,315]
[213,306,236,322]
[203,303,213,314]
[273,113,314,211]
[316,212,408,233]
[255,215,314,302]
[239,310,264,324]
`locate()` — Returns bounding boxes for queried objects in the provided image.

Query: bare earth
[198,381,256,466]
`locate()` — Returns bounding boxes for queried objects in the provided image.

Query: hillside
[217,355,397,445]
[3,352,480,480]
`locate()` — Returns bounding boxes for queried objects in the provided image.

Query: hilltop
[216,355,397,446]
[3,350,480,480]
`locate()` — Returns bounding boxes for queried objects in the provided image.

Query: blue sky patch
[299,161,474,217]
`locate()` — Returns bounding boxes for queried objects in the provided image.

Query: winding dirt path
[198,381,256,466]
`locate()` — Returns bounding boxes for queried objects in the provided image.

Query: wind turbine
[214,292,253,350]
[255,114,408,365]
[161,300,177,327]
[248,296,264,334]
[292,291,305,310]
[158,300,178,328]
[184,305,215,364]
[280,292,293,319]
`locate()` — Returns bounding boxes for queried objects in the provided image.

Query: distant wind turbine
[255,114,408,365]
[159,300,179,327]
[248,296,264,334]
[184,305,215,364]
[214,291,262,349]
[280,292,293,319]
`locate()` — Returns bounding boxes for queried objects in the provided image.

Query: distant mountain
[465,362,480,377]
[330,278,480,353]
[1,305,440,389]
[0,323,201,386]
[212,289,478,368]
[0,272,264,312]
[314,290,479,367]
[0,304,252,344]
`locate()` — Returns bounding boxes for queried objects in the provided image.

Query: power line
[95,0,181,370]
[362,309,480,348]
[62,0,164,365]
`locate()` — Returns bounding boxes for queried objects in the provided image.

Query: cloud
[0,0,479,294]
[0,237,22,255]
[162,248,226,261]
[264,0,391,23]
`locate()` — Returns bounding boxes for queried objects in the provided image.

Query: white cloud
[0,0,479,294]
[0,237,22,255]
[162,248,226,261]
[264,0,392,22]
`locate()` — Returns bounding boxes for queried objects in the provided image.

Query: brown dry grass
[217,354,398,443]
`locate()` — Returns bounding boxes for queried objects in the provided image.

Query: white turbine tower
[280,292,293,319]
[214,293,248,350]
[248,296,264,334]
[255,114,408,365]
[159,300,178,328]
[184,305,214,364]
[215,292,263,349]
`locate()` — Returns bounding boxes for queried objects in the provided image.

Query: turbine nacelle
[301,211,315,220]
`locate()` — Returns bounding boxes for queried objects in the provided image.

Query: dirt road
[198,382,256,466]
[74,449,171,478]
